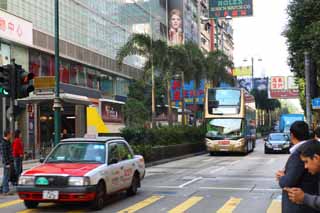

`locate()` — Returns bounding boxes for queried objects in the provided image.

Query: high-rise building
[0,0,167,158]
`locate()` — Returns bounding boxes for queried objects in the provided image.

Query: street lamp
[243,57,262,83]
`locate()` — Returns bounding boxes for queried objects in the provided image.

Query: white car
[17,136,145,210]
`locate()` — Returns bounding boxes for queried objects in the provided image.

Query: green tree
[205,50,234,87]
[285,0,320,109]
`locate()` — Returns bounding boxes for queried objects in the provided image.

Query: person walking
[12,130,23,179]
[285,140,320,210]
[276,121,319,213]
[2,130,14,195]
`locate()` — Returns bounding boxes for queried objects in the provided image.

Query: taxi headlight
[68,176,90,186]
[18,176,35,185]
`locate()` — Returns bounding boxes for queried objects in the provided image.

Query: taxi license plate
[43,191,59,200]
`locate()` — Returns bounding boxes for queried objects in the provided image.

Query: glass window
[108,142,132,164]
[46,143,106,164]
[207,118,244,138]
[100,75,113,96]
[29,50,41,77]
[70,63,78,85]
[269,134,288,141]
[41,54,50,77]
[60,60,70,83]
[78,65,86,87]
[208,89,241,106]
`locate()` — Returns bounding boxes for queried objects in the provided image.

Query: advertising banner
[100,101,123,123]
[269,76,299,99]
[0,9,33,46]
[168,0,184,46]
[253,78,268,91]
[171,79,205,106]
[209,0,253,18]
[237,78,252,93]
[232,66,251,77]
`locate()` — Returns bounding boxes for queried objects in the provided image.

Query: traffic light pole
[9,59,16,136]
[53,0,61,146]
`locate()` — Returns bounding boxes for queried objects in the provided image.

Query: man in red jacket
[12,129,23,180]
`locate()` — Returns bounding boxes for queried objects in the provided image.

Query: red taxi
[17,136,145,210]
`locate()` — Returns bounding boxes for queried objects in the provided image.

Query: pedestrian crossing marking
[0,199,23,209]
[168,196,203,213]
[117,195,164,213]
[266,200,281,213]
[216,197,242,213]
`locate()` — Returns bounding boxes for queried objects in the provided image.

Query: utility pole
[53,0,61,145]
[304,51,312,127]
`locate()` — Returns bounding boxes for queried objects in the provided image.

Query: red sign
[270,76,285,90]
[269,89,299,99]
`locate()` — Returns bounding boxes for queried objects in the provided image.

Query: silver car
[264,133,290,154]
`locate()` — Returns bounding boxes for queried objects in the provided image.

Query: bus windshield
[206,118,244,139]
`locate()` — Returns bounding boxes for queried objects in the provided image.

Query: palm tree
[205,50,234,87]
[183,42,206,126]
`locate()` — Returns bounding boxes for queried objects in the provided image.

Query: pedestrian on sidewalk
[12,130,23,180]
[276,121,319,213]
[1,130,14,195]
[285,140,320,210]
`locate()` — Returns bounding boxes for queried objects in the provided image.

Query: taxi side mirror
[109,158,118,165]
[39,157,45,163]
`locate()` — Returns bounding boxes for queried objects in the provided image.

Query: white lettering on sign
[0,9,33,46]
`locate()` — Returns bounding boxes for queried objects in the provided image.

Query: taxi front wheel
[127,173,140,196]
[90,182,106,210]
[24,201,39,209]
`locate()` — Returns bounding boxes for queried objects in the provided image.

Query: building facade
[0,0,167,158]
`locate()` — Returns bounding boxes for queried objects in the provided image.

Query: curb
[145,151,206,168]
[0,159,39,168]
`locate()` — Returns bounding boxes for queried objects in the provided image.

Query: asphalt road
[0,139,288,213]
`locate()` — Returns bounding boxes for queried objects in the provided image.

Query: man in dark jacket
[276,121,319,213]
[2,130,14,195]
[285,140,320,210]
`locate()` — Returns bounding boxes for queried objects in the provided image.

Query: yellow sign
[232,66,252,77]
[86,107,109,134]
[34,76,55,89]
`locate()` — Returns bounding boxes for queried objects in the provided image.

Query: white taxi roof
[61,136,125,143]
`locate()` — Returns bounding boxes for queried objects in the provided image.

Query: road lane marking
[117,195,163,213]
[168,196,203,213]
[266,200,281,213]
[178,177,203,188]
[199,186,281,192]
[203,158,215,162]
[216,197,241,213]
[210,167,225,174]
[229,160,241,166]
[0,199,23,209]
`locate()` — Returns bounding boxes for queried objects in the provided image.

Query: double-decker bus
[204,87,256,155]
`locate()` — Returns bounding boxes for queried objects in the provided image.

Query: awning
[17,93,92,106]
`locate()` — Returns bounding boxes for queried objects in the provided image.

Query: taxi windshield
[46,143,106,164]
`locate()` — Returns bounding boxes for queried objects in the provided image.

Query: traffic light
[0,65,12,96]
[15,64,34,98]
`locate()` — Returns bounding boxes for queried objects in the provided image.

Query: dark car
[264,133,290,154]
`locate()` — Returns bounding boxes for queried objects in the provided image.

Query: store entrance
[39,103,75,156]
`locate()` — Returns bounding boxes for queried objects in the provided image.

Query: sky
[232,0,303,113]
[233,0,291,78]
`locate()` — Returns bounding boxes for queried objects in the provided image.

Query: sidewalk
[0,160,40,177]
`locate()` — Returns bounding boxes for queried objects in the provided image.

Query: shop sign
[209,0,253,18]
[0,9,33,46]
[34,76,55,89]
[232,66,251,77]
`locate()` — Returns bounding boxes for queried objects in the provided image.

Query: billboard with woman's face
[168,1,184,46]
